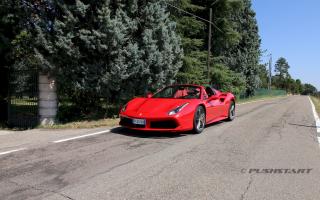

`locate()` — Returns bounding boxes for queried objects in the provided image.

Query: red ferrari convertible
[119,84,236,134]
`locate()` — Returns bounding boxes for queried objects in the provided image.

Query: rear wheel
[193,106,206,134]
[227,101,236,121]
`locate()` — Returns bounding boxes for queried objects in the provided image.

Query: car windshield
[152,86,201,99]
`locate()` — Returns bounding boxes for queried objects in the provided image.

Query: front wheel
[193,106,206,134]
[227,101,236,121]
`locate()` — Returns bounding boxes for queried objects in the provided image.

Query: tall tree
[12,0,183,107]
[170,0,207,84]
[207,0,248,95]
[257,64,269,88]
[302,83,318,95]
[274,57,290,90]
[171,0,261,96]
[274,57,290,79]
[213,0,261,96]
[295,79,303,94]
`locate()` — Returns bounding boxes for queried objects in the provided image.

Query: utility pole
[207,8,213,81]
[268,54,272,90]
[207,0,220,81]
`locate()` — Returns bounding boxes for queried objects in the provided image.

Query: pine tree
[274,57,290,78]
[171,0,207,84]
[7,0,182,110]
[274,57,290,90]
[137,0,183,94]
[257,64,269,89]
[212,0,261,96]
[25,0,183,105]
[170,0,259,96]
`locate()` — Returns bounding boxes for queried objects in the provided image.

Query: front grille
[120,117,146,128]
[150,120,177,129]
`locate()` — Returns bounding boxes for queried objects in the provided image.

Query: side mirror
[146,93,153,98]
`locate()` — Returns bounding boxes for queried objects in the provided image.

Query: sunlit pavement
[1,96,320,200]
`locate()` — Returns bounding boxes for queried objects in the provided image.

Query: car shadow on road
[111,120,228,139]
[205,120,225,128]
[288,123,320,128]
[110,127,188,139]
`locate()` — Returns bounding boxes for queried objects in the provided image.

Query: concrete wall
[38,74,57,126]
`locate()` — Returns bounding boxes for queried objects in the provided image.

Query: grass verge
[38,118,120,129]
[237,94,287,104]
[237,89,287,104]
[311,96,320,116]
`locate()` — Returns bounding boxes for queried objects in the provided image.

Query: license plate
[132,118,146,125]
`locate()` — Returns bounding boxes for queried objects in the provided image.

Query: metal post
[207,8,213,81]
[268,54,272,90]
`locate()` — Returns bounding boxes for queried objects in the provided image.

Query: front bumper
[119,115,191,132]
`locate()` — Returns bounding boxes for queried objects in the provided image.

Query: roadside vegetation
[0,0,318,129]
[237,89,287,104]
[39,118,120,129]
[311,95,320,115]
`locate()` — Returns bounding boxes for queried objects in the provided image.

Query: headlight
[168,103,189,116]
[121,104,127,112]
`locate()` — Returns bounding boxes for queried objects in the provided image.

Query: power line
[165,2,223,33]
[211,0,221,6]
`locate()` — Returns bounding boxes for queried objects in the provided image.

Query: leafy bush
[57,99,120,123]
[210,64,246,96]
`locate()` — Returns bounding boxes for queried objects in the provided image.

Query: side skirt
[206,116,228,125]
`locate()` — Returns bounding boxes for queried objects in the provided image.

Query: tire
[193,106,206,134]
[227,101,236,121]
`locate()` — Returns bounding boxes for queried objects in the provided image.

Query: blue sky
[252,0,320,90]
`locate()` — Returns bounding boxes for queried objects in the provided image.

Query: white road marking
[0,148,26,156]
[53,130,110,143]
[308,97,320,134]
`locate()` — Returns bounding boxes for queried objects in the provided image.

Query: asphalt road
[1,96,320,200]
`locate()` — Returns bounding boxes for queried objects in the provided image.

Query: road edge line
[308,97,320,146]
[52,130,110,143]
[308,96,320,132]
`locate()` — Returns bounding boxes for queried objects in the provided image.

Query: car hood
[125,98,192,118]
